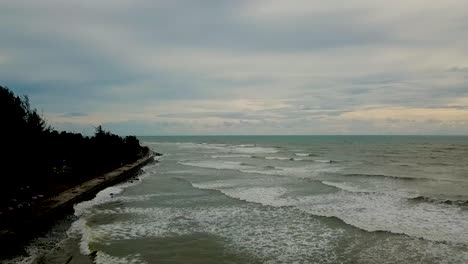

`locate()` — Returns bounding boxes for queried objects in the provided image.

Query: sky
[1,0,468,135]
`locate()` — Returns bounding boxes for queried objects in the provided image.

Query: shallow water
[8,136,468,263]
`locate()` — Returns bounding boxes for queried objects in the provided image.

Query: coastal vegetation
[0,85,149,222]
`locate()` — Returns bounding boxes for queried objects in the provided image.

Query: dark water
[8,136,468,263]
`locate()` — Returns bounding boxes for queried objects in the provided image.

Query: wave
[265,156,291,160]
[231,146,278,154]
[95,252,147,264]
[1,167,156,263]
[155,142,279,155]
[190,182,289,208]
[190,179,468,245]
[69,163,156,256]
[342,173,425,181]
[211,154,253,158]
[73,186,125,217]
[425,162,452,166]
[310,214,440,244]
[242,164,340,178]
[191,180,243,190]
[295,192,468,245]
[176,142,227,151]
[179,160,255,171]
[179,159,332,175]
[342,172,467,184]
[321,181,365,193]
[321,180,468,209]
[219,187,290,207]
[265,157,335,163]
[67,218,94,256]
[81,198,348,263]
[74,169,154,217]
[314,159,337,163]
[294,153,319,157]
[237,144,256,147]
[319,180,421,198]
[239,168,282,176]
[409,196,468,206]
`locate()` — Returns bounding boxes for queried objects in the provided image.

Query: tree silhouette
[0,86,149,218]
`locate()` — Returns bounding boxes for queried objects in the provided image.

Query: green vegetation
[0,86,149,219]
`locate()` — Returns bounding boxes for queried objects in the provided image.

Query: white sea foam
[190,177,468,245]
[173,142,276,153]
[192,206,345,263]
[237,144,256,147]
[295,153,310,157]
[91,220,172,241]
[230,146,278,154]
[77,203,345,263]
[265,157,315,162]
[74,171,153,217]
[219,187,290,207]
[16,139,467,263]
[88,201,468,263]
[67,164,156,255]
[239,168,282,176]
[265,156,290,160]
[109,203,466,264]
[157,142,278,156]
[242,164,339,178]
[2,217,74,264]
[189,178,291,208]
[63,174,468,264]
[321,181,363,193]
[320,180,418,198]
[191,179,248,190]
[314,159,334,163]
[74,187,125,217]
[67,218,93,255]
[3,167,157,263]
[292,191,468,245]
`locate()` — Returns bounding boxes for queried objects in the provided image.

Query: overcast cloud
[1,0,468,135]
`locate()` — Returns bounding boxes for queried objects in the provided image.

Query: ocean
[7,136,468,263]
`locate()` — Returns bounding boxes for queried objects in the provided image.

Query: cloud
[339,106,468,123]
[1,0,468,135]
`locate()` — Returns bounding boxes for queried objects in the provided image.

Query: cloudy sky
[2,0,468,135]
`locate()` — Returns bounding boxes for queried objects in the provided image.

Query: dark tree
[0,86,150,217]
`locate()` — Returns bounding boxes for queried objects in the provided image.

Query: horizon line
[135,134,468,137]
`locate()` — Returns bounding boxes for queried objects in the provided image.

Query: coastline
[0,152,156,257]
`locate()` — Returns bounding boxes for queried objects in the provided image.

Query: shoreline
[0,152,156,257]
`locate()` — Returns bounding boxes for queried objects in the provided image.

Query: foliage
[0,86,149,209]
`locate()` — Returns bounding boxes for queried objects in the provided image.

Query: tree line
[0,86,149,213]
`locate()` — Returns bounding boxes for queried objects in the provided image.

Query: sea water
[7,136,468,263]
